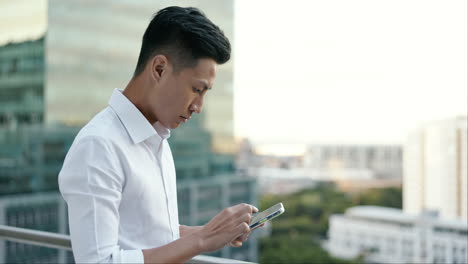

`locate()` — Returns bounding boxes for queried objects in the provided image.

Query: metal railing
[0,225,254,264]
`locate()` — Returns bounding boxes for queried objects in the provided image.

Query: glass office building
[0,36,80,194]
[0,37,44,127]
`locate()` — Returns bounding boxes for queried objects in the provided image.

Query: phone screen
[250,203,284,229]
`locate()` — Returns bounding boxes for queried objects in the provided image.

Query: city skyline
[1,0,466,147]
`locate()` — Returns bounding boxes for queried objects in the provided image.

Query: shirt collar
[108,89,171,144]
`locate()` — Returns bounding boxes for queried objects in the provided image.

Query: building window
[460,247,466,264]
[386,237,396,255]
[402,239,413,258]
[9,58,18,73]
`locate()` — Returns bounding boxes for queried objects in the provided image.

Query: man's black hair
[134,6,231,76]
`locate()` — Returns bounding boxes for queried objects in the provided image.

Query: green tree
[258,184,402,263]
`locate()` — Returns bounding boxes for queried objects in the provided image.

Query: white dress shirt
[59,89,180,263]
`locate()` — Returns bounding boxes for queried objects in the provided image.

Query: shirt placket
[154,140,175,240]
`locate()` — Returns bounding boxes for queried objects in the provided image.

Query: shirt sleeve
[58,136,144,263]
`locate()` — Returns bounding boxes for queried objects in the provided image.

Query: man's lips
[180,115,191,123]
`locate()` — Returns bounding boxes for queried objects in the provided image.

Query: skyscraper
[0,37,44,127]
[0,37,79,194]
[403,116,467,221]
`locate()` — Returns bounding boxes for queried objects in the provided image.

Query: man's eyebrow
[195,79,212,90]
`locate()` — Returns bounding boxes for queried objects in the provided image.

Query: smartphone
[249,202,285,230]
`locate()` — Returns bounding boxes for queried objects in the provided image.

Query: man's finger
[233,232,249,243]
[252,206,258,214]
[236,222,250,236]
[237,203,258,214]
[241,232,250,242]
[230,240,242,247]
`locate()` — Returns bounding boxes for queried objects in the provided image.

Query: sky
[234,0,467,146]
[0,0,46,45]
[0,0,466,150]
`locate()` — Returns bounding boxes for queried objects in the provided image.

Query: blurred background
[0,0,466,263]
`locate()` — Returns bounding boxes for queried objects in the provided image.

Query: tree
[258,184,402,263]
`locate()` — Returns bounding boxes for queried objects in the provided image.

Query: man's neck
[123,76,157,124]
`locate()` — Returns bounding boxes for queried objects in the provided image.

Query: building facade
[0,125,79,194]
[0,37,80,195]
[304,144,402,180]
[404,116,467,221]
[327,206,468,264]
[0,192,70,263]
[0,37,44,128]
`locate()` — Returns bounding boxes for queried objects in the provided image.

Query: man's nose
[189,97,203,114]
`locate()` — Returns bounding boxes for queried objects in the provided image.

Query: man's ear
[151,55,168,81]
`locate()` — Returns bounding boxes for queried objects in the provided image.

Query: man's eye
[193,87,202,94]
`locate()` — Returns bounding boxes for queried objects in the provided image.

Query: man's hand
[193,203,258,252]
[229,223,265,247]
[179,225,203,237]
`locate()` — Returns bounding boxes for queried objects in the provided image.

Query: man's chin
[157,121,178,129]
[168,122,180,129]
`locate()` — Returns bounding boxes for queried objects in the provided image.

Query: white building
[251,167,319,194]
[304,145,402,180]
[404,116,467,221]
[327,206,468,264]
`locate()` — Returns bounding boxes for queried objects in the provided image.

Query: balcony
[0,224,255,263]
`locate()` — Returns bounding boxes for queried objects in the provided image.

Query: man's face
[148,58,217,129]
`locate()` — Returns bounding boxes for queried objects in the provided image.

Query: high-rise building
[403,116,467,221]
[0,37,44,127]
[327,206,468,264]
[0,37,79,194]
